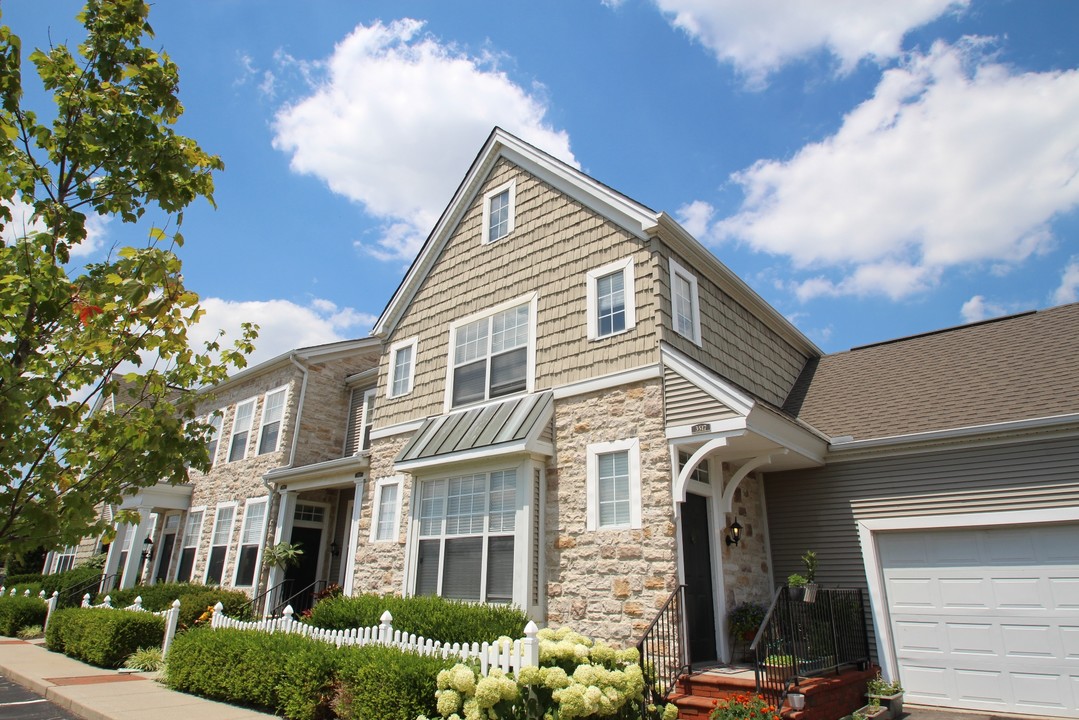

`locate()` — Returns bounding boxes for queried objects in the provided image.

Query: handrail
[66,572,116,607]
[272,578,327,616]
[635,584,688,718]
[247,578,292,618]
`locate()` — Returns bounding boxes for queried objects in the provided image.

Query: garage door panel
[894,619,946,654]
[994,577,1050,610]
[1002,623,1057,659]
[940,577,990,609]
[1012,672,1072,712]
[888,576,938,608]
[901,665,951,701]
[955,668,1008,705]
[1062,627,1079,660]
[1041,525,1079,562]
[984,528,1040,564]
[1051,577,1079,608]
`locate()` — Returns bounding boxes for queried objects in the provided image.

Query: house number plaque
[691,423,711,433]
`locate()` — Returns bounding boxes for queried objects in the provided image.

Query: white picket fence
[0,587,60,630]
[81,594,182,656]
[211,603,540,676]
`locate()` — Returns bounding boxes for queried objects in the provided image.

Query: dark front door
[154,532,176,584]
[682,493,717,665]
[286,526,322,613]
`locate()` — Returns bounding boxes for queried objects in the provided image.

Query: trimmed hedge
[0,596,47,636]
[165,627,449,720]
[41,566,103,607]
[306,593,528,644]
[45,607,165,668]
[3,573,45,587]
[95,582,252,628]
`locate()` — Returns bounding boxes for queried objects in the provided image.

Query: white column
[103,524,127,587]
[342,476,365,596]
[267,490,297,591]
[119,510,151,589]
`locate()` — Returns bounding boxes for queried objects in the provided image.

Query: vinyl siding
[653,240,809,408]
[663,366,740,426]
[376,159,658,429]
[763,433,1079,658]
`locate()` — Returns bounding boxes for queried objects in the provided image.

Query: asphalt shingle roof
[783,303,1079,441]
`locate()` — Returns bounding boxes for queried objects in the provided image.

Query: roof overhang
[394,391,555,473]
[264,454,369,491]
[119,483,193,512]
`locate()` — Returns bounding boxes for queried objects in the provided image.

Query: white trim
[227,397,257,462]
[668,257,702,346]
[233,498,268,587]
[204,501,238,585]
[370,418,426,441]
[173,505,206,583]
[661,345,754,416]
[387,337,418,399]
[206,413,223,468]
[370,476,403,543]
[255,385,290,455]
[857,506,1079,684]
[443,292,538,413]
[482,178,516,244]
[586,257,636,340]
[585,437,643,531]
[358,387,377,453]
[552,364,662,400]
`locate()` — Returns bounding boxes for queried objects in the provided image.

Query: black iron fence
[636,584,689,717]
[751,586,870,708]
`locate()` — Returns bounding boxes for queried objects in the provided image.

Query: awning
[395,392,554,471]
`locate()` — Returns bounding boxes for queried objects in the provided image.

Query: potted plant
[788,550,818,602]
[866,672,904,718]
[262,541,304,570]
[729,602,767,640]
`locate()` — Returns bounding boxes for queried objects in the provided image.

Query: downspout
[254,353,310,601]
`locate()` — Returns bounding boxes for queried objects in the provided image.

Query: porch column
[342,475,365,596]
[267,489,297,591]
[102,524,127,588]
[119,510,152,589]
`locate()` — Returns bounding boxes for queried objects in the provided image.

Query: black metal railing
[67,572,117,607]
[636,585,689,718]
[751,586,870,708]
[272,579,327,616]
[247,578,293,618]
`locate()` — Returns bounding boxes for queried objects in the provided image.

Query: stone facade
[719,473,773,610]
[546,380,678,646]
[350,433,412,596]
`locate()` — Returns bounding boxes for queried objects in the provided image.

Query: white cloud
[272,19,575,263]
[713,40,1079,300]
[676,200,715,239]
[190,297,377,367]
[2,201,109,258]
[651,0,967,84]
[1054,257,1079,305]
[960,295,1009,323]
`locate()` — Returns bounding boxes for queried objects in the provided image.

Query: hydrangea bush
[419,626,678,720]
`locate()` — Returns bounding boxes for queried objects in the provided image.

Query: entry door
[286,525,323,612]
[154,514,180,584]
[682,493,717,665]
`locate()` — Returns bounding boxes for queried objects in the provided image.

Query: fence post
[212,602,224,629]
[102,595,112,608]
[281,605,295,634]
[23,589,30,597]
[82,593,91,608]
[522,621,539,669]
[43,591,59,631]
[379,610,393,645]
[162,600,181,657]
[38,590,45,600]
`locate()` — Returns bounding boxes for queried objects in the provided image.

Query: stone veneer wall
[546,380,677,647]
[719,473,773,611]
[350,434,412,595]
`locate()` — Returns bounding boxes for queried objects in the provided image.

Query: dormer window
[482,180,516,244]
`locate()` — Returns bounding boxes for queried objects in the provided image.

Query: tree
[0,0,256,556]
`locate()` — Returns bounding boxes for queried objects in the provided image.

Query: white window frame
[370,476,403,543]
[228,398,257,462]
[586,257,636,340]
[585,438,643,531]
[444,293,538,412]
[233,498,267,587]
[174,506,205,582]
[52,546,77,574]
[387,337,418,399]
[481,179,516,244]
[256,386,289,455]
[360,387,376,451]
[669,257,702,346]
[204,501,237,585]
[206,413,223,467]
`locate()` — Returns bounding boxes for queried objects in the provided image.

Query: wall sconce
[726,519,743,547]
[329,541,340,557]
[141,536,154,561]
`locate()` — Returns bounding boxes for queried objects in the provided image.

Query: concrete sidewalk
[0,639,278,720]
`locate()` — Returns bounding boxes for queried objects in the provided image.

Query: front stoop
[668,666,879,720]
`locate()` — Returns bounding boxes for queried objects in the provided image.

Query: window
[204,503,235,585]
[257,387,287,455]
[53,546,76,574]
[176,509,204,582]
[206,414,223,466]
[586,258,636,339]
[234,499,266,586]
[449,298,533,408]
[586,438,642,530]
[678,450,710,484]
[387,338,417,398]
[669,258,702,345]
[371,478,401,542]
[345,387,376,455]
[482,180,516,244]
[228,399,256,462]
[414,470,516,603]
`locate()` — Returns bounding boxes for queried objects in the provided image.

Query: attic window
[482,180,516,244]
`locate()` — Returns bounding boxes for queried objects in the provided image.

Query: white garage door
[879,523,1079,717]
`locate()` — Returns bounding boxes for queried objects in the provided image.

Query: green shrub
[95,583,252,629]
[123,646,164,672]
[41,566,103,607]
[44,607,164,668]
[165,627,341,719]
[306,594,528,644]
[3,573,45,587]
[0,596,47,636]
[333,644,449,720]
[0,583,43,599]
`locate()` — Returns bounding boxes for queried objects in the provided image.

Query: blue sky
[6,0,1079,364]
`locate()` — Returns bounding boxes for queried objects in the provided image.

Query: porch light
[726,519,743,547]
[141,536,154,561]
[329,541,340,557]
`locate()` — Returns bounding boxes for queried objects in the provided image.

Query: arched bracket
[720,450,788,514]
[672,436,733,508]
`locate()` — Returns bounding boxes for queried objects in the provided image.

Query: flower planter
[787,691,806,710]
[842,704,888,720]
[787,583,819,602]
[867,692,903,718]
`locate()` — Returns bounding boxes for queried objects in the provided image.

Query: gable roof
[784,303,1079,441]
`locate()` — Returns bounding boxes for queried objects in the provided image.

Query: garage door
[879,524,1079,717]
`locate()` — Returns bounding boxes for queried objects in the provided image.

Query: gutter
[828,412,1079,454]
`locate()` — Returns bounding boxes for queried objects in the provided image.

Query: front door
[682,493,717,665]
[286,525,322,613]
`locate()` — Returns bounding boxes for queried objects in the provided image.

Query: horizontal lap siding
[663,366,739,426]
[763,433,1079,657]
[376,160,658,429]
